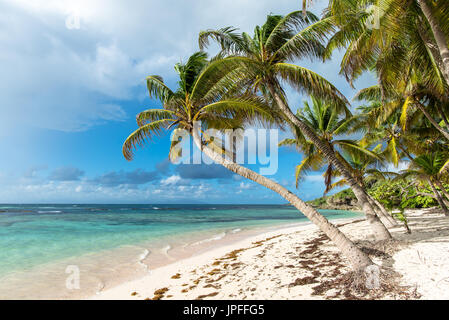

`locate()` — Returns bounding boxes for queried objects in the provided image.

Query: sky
[0,0,376,204]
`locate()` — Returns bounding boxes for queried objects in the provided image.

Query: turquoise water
[0,204,361,278]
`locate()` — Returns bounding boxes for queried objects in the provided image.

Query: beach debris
[152,287,169,300]
[289,276,318,286]
[196,292,219,300]
[207,268,221,276]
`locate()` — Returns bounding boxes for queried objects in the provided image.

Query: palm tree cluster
[122,1,449,271]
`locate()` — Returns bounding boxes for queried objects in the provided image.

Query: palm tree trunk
[417,19,448,86]
[418,0,449,85]
[367,194,398,227]
[266,83,392,241]
[373,198,398,226]
[434,180,449,203]
[191,129,374,270]
[365,194,390,226]
[428,178,449,216]
[416,102,449,141]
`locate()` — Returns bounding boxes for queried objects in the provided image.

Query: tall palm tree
[199,12,392,240]
[122,52,373,270]
[321,0,449,141]
[322,0,449,144]
[323,0,449,87]
[320,1,449,146]
[398,152,449,216]
[329,148,399,226]
[279,96,397,226]
[416,0,449,83]
[279,96,378,192]
[322,0,449,213]
[354,79,449,142]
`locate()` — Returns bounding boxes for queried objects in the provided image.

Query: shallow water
[0,204,361,299]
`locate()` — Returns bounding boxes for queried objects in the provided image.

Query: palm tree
[416,0,449,83]
[279,96,397,226]
[355,98,420,164]
[199,12,392,240]
[329,148,399,227]
[355,95,449,210]
[279,96,378,192]
[354,78,449,142]
[323,0,449,87]
[322,1,449,139]
[398,152,449,216]
[122,52,373,270]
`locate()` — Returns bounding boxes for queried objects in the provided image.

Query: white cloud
[160,175,182,186]
[305,174,325,183]
[0,0,366,204]
[0,0,327,135]
[239,182,253,190]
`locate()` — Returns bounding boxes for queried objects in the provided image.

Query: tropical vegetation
[123,1,449,271]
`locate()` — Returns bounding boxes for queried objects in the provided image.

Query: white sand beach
[91,208,449,300]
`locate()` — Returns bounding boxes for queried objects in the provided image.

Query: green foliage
[309,180,443,210]
[123,52,279,161]
[368,180,437,210]
[392,208,411,234]
[307,188,355,207]
[332,188,355,200]
[307,196,328,207]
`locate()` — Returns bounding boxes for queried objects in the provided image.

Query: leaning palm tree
[329,148,399,227]
[397,152,449,216]
[323,0,449,87]
[122,52,373,270]
[321,0,449,142]
[279,96,396,226]
[279,96,378,192]
[354,77,449,142]
[199,12,392,240]
[354,96,439,165]
[415,0,449,83]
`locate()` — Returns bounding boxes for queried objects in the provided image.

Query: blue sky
[0,0,376,204]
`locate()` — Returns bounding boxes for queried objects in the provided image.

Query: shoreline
[90,216,361,300]
[0,207,361,300]
[91,210,449,300]
[0,221,313,300]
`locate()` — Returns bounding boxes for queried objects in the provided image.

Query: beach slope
[91,210,449,300]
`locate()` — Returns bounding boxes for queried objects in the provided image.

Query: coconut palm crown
[279,96,380,192]
[199,11,349,114]
[397,152,449,215]
[122,52,276,162]
[199,11,393,241]
[122,51,375,270]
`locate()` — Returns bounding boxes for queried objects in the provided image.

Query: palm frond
[274,63,350,116]
[123,119,173,161]
[146,76,174,103]
[136,109,177,127]
[198,27,245,54]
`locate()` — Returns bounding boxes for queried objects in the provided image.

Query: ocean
[0,204,361,299]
